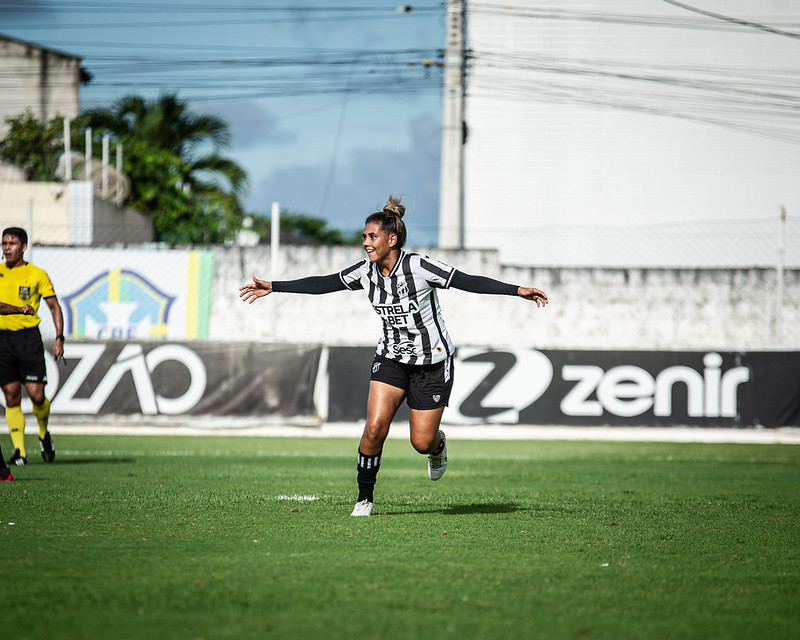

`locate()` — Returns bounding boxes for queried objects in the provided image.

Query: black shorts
[0,327,47,387]
[370,354,454,410]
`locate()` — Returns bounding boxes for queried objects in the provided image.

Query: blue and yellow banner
[33,248,214,341]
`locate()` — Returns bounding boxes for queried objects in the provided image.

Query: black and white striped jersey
[339,251,456,365]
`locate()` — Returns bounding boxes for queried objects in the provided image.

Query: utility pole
[774,206,786,345]
[439,0,466,248]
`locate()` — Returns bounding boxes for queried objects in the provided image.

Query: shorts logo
[18,286,31,301]
[432,394,441,403]
[372,362,381,374]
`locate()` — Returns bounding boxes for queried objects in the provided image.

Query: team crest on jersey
[18,286,31,301]
[397,280,409,297]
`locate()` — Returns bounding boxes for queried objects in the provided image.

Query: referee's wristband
[55,335,65,341]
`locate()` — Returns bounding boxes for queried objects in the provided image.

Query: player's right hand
[239,277,273,303]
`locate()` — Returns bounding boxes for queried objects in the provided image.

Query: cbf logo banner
[33,248,213,340]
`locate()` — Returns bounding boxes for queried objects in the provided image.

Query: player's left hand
[518,287,548,307]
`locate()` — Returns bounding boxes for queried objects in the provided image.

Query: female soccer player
[239,196,548,516]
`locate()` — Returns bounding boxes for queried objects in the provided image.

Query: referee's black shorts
[0,327,47,387]
[370,354,454,410]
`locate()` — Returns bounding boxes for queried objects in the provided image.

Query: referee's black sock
[356,449,381,503]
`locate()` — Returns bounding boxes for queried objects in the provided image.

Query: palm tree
[81,93,248,243]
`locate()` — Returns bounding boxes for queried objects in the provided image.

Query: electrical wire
[661,0,800,39]
[467,2,800,34]
[3,2,798,145]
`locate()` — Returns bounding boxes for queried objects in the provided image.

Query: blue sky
[1,1,446,245]
[3,1,798,259]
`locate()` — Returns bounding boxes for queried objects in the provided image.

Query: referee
[0,227,64,467]
[240,196,548,516]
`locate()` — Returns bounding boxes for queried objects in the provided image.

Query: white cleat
[350,499,374,516]
[428,430,448,481]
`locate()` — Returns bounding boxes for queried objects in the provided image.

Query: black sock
[356,449,381,503]
[431,437,445,456]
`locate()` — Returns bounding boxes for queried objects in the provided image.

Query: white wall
[462,1,800,268]
[0,181,153,245]
[213,245,799,350]
[0,182,69,244]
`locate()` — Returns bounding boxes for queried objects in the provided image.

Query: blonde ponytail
[383,194,405,219]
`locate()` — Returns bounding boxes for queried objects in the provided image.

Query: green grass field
[2,433,799,640]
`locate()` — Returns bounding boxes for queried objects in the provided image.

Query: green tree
[0,110,63,181]
[249,210,361,246]
[80,93,248,243]
[1,98,249,244]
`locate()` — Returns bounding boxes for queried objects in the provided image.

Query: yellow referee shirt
[0,262,55,331]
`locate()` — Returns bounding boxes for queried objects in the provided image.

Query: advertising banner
[34,248,214,341]
[328,348,800,428]
[31,341,322,419]
[15,343,799,428]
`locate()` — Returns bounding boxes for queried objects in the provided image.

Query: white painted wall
[213,245,799,350]
[0,181,153,245]
[462,1,800,268]
[0,182,69,244]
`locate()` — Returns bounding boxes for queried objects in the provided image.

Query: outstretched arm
[239,273,347,304]
[451,271,548,308]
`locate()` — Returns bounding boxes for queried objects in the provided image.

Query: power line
[4,2,797,145]
[467,3,800,34]
[0,4,443,29]
[0,2,442,13]
[661,0,800,39]
[462,3,800,146]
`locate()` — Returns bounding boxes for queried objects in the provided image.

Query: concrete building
[0,34,86,137]
[0,34,153,245]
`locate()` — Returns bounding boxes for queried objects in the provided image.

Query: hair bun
[383,194,405,219]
